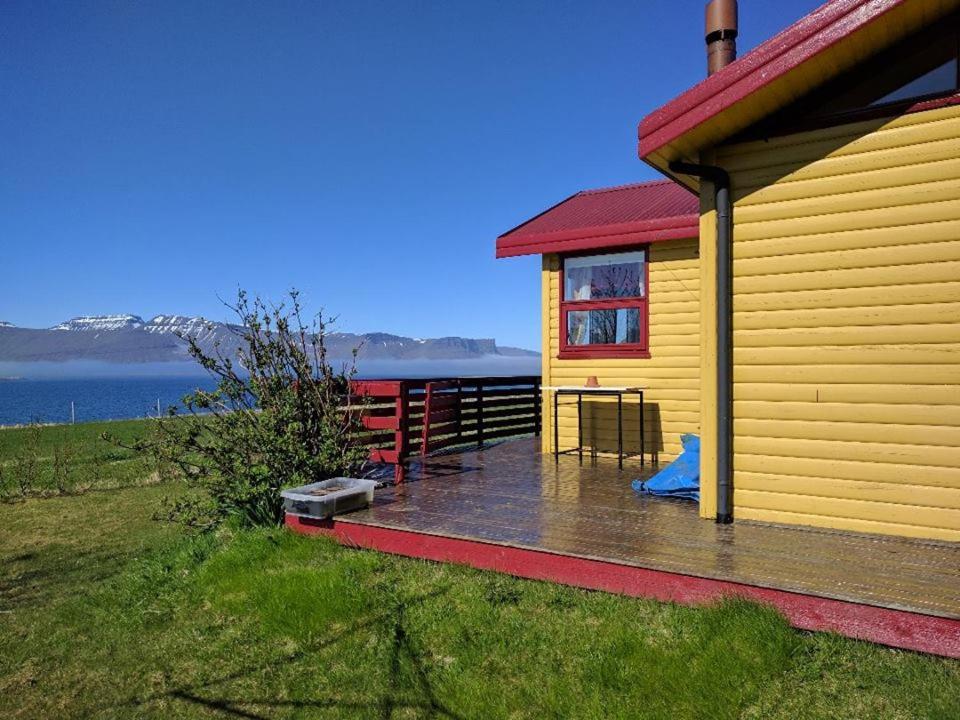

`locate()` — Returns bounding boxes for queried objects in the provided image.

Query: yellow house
[497,180,700,466]
[499,0,960,542]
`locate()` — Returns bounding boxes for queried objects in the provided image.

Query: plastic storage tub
[281,477,378,519]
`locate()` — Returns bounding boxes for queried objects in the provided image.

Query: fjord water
[0,377,219,426]
[0,356,541,426]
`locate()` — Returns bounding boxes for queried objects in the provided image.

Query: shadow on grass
[377,597,464,720]
[104,585,465,720]
[0,546,138,612]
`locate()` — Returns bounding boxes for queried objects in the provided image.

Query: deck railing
[351,375,541,483]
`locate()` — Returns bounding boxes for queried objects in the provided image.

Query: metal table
[544,386,645,469]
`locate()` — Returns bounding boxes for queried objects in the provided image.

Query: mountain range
[0,315,538,363]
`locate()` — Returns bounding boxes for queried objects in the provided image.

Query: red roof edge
[637,0,909,161]
[495,179,699,258]
[495,214,699,258]
[495,190,583,242]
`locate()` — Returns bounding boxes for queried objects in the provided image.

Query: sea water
[0,356,541,426]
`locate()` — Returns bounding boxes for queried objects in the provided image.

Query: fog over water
[0,356,542,426]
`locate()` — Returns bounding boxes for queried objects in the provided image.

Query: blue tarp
[632,433,700,501]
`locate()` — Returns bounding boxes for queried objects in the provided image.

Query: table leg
[617,393,623,469]
[639,391,645,467]
[553,391,559,463]
[577,392,583,464]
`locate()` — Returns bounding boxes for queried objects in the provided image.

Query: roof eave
[495,215,699,258]
[637,0,957,172]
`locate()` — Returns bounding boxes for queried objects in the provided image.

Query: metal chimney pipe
[706,0,738,75]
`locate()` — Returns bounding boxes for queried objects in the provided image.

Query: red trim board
[286,513,960,659]
[496,216,697,259]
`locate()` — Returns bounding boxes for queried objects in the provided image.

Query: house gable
[638,0,960,187]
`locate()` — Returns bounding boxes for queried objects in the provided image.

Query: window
[821,34,960,115]
[871,57,958,106]
[559,249,649,358]
[739,19,960,139]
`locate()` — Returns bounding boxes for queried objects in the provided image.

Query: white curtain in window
[567,266,592,301]
[564,250,645,301]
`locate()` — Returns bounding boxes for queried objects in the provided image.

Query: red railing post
[352,375,540,482]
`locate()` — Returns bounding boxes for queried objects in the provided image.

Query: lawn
[1,424,959,719]
[0,419,160,497]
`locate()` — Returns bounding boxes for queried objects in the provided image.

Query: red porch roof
[495,179,698,258]
[638,0,960,185]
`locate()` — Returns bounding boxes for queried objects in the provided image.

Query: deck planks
[340,438,960,619]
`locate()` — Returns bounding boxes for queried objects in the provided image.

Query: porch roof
[495,179,698,259]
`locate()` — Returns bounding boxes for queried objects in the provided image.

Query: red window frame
[558,247,650,360]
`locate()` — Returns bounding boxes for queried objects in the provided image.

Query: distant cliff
[0,315,539,363]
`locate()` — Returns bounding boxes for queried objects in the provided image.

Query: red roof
[637,0,954,173]
[496,180,698,258]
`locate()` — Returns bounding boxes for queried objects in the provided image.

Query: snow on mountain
[0,321,14,328]
[48,314,223,341]
[51,315,145,331]
[0,313,538,362]
[141,315,238,356]
[144,315,220,340]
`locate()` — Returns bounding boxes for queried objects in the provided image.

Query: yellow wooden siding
[540,239,700,464]
[714,103,960,542]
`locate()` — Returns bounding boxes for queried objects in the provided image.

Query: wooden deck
[287,437,960,656]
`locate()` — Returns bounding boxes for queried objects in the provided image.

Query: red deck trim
[286,513,960,659]
[638,0,909,160]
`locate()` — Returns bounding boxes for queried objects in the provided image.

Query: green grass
[1,481,958,719]
[0,418,159,497]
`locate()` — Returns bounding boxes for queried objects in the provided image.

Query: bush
[5,424,43,500]
[110,290,369,529]
[51,440,79,495]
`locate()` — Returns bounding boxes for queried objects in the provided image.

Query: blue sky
[1,0,821,349]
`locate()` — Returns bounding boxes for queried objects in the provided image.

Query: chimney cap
[706,0,738,39]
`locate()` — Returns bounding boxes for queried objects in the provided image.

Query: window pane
[872,58,958,106]
[564,251,645,301]
[567,308,640,346]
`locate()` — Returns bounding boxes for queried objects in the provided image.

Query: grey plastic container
[281,477,378,519]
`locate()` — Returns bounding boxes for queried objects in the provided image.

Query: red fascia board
[638,0,908,159]
[495,214,699,258]
[286,514,960,659]
[496,191,583,243]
